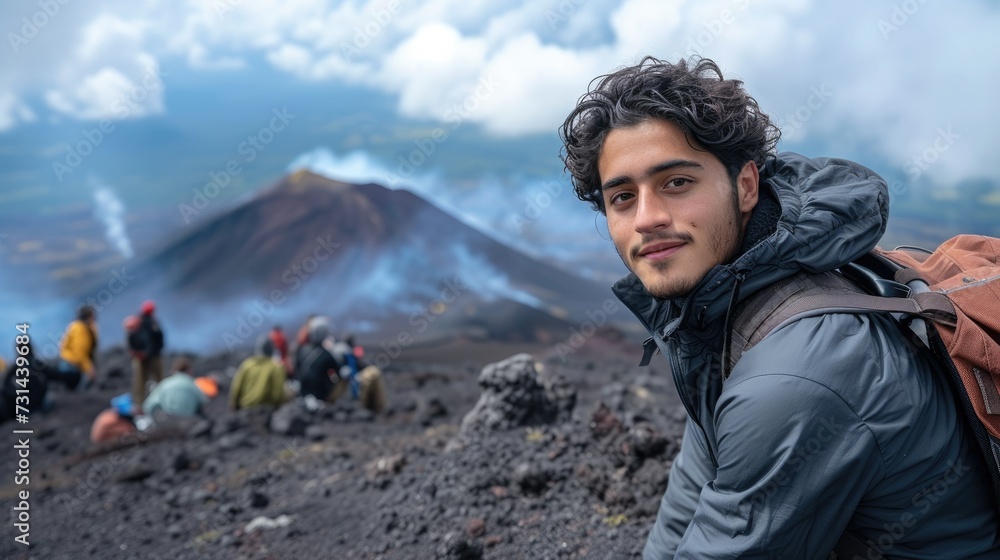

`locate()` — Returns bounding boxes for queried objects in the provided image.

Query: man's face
[597,119,759,299]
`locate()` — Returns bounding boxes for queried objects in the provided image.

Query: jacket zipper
[618,294,719,468]
[665,334,719,468]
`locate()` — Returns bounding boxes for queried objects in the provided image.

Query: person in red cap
[127,300,165,414]
[269,325,291,375]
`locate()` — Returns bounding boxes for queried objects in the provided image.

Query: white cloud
[2,11,166,123]
[267,43,314,76]
[3,0,1000,184]
[473,34,610,136]
[186,44,246,70]
[380,23,488,119]
[77,11,145,60]
[0,93,36,131]
[45,66,149,121]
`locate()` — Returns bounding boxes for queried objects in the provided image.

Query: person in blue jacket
[559,56,1000,559]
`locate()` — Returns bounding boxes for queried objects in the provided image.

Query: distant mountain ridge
[78,171,621,352]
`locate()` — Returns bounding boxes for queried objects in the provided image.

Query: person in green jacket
[229,335,288,410]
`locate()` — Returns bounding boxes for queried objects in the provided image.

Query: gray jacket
[613,153,1000,559]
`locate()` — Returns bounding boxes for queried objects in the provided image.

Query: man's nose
[634,190,671,233]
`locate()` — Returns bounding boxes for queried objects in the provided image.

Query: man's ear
[736,160,760,215]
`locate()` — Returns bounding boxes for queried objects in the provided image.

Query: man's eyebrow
[600,159,703,192]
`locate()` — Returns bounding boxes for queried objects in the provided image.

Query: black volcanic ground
[0,331,685,560]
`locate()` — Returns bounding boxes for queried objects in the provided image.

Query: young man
[560,57,1000,558]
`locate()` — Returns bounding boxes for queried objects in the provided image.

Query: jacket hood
[612,152,889,337]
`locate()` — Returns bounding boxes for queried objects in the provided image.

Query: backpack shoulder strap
[729,270,857,373]
[728,267,956,374]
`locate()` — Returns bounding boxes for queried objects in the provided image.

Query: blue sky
[1,0,999,297]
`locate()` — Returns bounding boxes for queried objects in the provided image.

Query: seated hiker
[57,304,99,389]
[330,333,387,414]
[143,356,210,419]
[229,335,289,410]
[90,396,136,443]
[295,316,343,403]
[0,341,51,423]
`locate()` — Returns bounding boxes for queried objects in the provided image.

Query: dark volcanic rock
[466,517,486,538]
[304,424,327,441]
[452,354,576,446]
[245,490,269,509]
[437,532,484,560]
[418,397,449,426]
[512,462,550,494]
[187,419,213,438]
[269,401,312,436]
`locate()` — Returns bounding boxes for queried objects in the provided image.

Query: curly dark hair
[560,56,780,213]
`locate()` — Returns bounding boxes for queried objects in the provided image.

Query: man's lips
[637,241,686,261]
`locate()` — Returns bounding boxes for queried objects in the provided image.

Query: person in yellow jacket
[229,335,290,410]
[58,305,99,389]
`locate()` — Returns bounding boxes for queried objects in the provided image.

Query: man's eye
[610,192,634,205]
[666,178,691,189]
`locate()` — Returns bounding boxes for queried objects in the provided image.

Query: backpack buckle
[840,262,911,298]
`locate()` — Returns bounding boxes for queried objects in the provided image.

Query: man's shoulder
[729,310,937,417]
[746,308,908,363]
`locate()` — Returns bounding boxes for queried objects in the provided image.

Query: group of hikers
[0,301,386,444]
